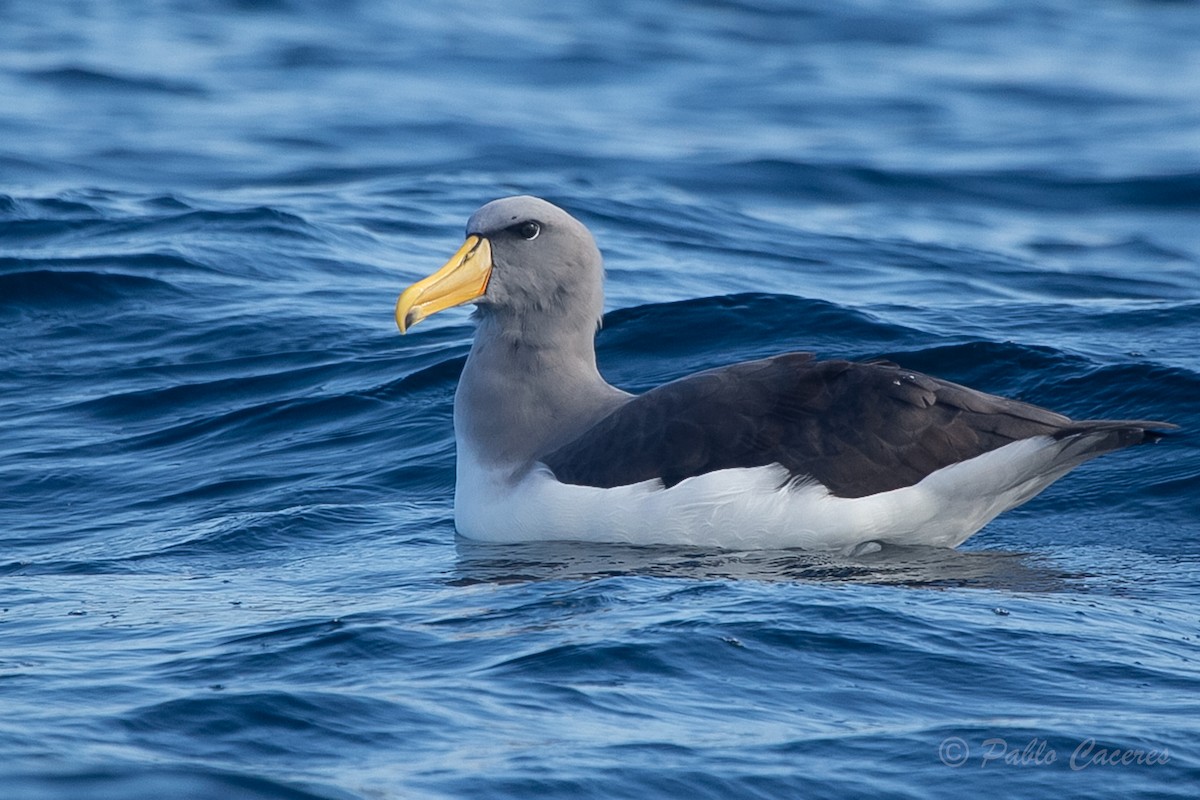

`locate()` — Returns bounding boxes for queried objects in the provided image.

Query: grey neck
[455,309,629,475]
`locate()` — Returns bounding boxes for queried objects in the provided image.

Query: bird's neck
[455,311,627,474]
[472,305,600,364]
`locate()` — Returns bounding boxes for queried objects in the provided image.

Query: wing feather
[541,353,1170,498]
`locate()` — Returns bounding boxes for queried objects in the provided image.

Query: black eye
[510,221,541,240]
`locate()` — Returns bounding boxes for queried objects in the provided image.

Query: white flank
[454,435,1097,551]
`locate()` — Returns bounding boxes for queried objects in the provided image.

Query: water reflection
[453,538,1078,591]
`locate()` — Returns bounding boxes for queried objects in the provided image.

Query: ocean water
[3,0,1200,797]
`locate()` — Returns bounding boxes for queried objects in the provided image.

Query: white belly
[453,435,1080,551]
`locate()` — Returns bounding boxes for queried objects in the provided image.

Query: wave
[0,768,341,800]
[674,158,1200,211]
[0,268,181,309]
[597,292,920,387]
[24,66,207,97]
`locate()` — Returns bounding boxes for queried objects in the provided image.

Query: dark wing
[541,352,1169,498]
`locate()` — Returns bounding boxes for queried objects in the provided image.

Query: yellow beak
[395,235,493,333]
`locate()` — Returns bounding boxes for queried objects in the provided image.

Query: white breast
[453,435,1078,552]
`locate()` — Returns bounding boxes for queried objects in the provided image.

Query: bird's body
[396,196,1173,551]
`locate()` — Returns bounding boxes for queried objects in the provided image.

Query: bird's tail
[1052,419,1178,464]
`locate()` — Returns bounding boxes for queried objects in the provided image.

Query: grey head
[465,196,605,344]
[395,196,628,470]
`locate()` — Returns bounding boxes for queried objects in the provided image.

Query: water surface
[3,1,1199,797]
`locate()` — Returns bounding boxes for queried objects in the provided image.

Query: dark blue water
[4,1,1200,797]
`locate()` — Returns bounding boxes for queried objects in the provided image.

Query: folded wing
[541,352,1170,497]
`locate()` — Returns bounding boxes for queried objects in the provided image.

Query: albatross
[395,196,1174,551]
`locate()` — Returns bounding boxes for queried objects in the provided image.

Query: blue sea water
[3,0,1200,797]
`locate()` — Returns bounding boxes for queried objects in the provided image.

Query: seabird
[395,196,1174,551]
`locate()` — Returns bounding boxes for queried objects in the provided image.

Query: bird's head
[396,196,603,335]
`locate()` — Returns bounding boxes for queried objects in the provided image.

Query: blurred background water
[2,1,1199,797]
